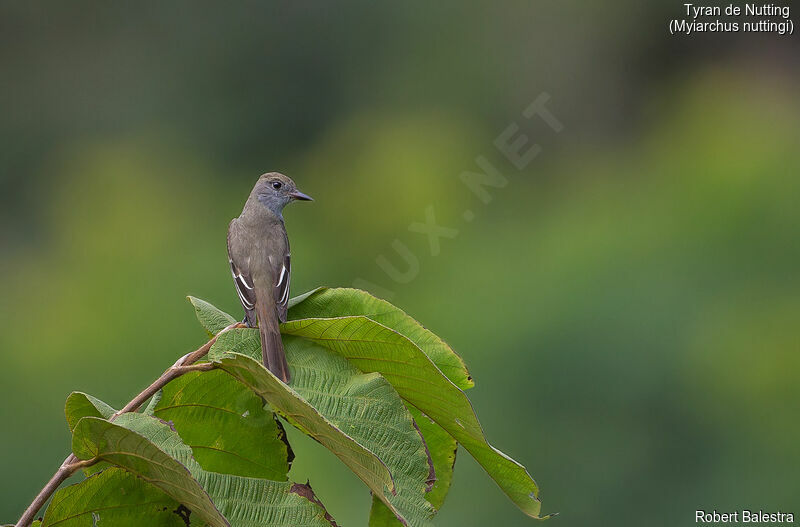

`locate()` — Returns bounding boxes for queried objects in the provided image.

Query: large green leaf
[208,327,261,361]
[280,315,549,519]
[42,467,187,527]
[211,352,399,508]
[64,392,115,432]
[369,496,401,527]
[115,412,338,527]
[71,416,228,527]
[408,406,457,511]
[287,287,473,390]
[188,296,237,336]
[194,472,337,527]
[64,392,120,477]
[153,369,292,480]
[286,337,434,527]
[359,410,459,527]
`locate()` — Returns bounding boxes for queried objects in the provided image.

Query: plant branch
[15,322,244,527]
[14,455,97,527]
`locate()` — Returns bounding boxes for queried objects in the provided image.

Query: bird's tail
[255,298,290,383]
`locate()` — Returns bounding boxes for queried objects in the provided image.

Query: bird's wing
[275,252,290,323]
[227,219,257,325]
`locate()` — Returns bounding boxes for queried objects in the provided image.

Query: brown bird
[227,172,313,382]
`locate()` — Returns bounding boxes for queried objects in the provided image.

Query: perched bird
[227,172,313,383]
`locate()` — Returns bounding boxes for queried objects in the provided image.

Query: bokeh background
[1,2,798,525]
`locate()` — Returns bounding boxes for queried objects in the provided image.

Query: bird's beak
[290,189,313,201]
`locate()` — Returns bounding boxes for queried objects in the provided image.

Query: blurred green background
[1,2,798,525]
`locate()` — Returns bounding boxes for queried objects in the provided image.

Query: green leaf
[369,495,401,527]
[285,337,434,527]
[369,406,452,527]
[71,416,229,527]
[116,412,338,527]
[194,472,338,527]
[143,388,163,415]
[153,369,292,480]
[408,406,457,510]
[287,287,326,309]
[64,392,115,432]
[211,351,397,503]
[208,327,261,361]
[188,296,237,336]
[64,392,118,476]
[280,315,549,519]
[287,287,474,390]
[42,467,187,527]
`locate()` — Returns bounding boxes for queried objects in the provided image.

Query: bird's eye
[272,181,282,190]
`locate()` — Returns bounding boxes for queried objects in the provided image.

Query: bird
[227,172,313,383]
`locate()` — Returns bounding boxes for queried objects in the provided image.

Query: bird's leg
[242,315,253,328]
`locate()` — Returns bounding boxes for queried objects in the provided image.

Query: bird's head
[254,172,313,215]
